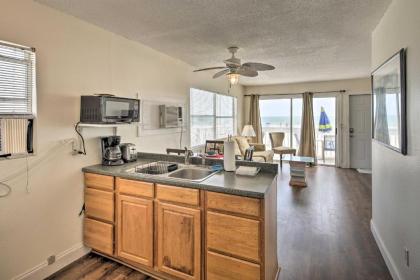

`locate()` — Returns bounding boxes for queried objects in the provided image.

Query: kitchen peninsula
[82,153,279,280]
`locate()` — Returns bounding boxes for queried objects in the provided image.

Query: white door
[349,95,372,169]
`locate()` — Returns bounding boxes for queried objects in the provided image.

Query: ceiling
[36,0,391,86]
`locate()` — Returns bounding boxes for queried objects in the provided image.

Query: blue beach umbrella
[319,106,332,132]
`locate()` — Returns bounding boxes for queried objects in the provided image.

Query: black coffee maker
[101,136,124,166]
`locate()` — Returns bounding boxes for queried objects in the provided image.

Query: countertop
[82,155,278,199]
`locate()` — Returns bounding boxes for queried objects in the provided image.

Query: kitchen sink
[126,162,219,182]
[168,167,217,182]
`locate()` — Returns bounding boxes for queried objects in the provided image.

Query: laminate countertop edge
[82,159,278,199]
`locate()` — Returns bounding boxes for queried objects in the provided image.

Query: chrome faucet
[184,147,193,165]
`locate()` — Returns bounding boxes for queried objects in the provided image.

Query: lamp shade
[241,125,256,137]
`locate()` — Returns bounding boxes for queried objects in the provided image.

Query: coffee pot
[101,136,124,166]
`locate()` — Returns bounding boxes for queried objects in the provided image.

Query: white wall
[371,0,420,279]
[0,1,243,279]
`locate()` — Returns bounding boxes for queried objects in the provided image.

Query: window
[0,41,36,156]
[190,88,237,147]
[259,97,302,154]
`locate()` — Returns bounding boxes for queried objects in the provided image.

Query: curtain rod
[244,90,346,97]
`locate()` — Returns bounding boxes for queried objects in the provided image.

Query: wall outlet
[404,247,410,267]
[47,255,56,265]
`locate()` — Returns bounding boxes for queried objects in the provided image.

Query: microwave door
[105,100,132,122]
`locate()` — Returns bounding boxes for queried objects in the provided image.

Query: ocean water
[261,116,302,127]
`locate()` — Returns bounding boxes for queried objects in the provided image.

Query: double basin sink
[126,161,219,182]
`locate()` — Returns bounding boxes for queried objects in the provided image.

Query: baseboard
[370,220,402,280]
[13,243,91,280]
[357,168,372,174]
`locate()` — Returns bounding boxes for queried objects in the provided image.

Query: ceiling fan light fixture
[227,73,240,85]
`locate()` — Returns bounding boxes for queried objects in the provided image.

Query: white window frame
[189,88,237,148]
[0,40,36,157]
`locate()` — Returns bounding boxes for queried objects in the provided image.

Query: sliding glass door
[313,97,336,165]
[259,97,302,158]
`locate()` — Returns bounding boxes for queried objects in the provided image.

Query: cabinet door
[156,202,201,280]
[116,194,153,267]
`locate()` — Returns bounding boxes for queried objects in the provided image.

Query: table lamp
[242,125,256,141]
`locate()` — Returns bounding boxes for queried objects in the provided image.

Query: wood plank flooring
[46,254,152,280]
[49,165,391,280]
[277,165,391,280]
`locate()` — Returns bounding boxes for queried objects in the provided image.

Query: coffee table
[283,155,315,187]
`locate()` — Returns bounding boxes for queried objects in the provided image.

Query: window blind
[0,41,36,117]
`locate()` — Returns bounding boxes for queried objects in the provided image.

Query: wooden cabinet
[207,211,260,262]
[205,188,278,280]
[84,218,114,255]
[83,173,115,255]
[84,173,114,191]
[116,194,153,267]
[116,177,154,198]
[83,173,279,280]
[84,187,114,222]
[156,184,200,206]
[156,201,201,280]
[207,251,260,280]
[206,191,261,217]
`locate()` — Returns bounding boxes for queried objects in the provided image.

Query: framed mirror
[371,48,407,155]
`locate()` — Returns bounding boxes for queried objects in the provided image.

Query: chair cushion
[235,137,251,155]
[253,150,274,162]
[272,146,296,154]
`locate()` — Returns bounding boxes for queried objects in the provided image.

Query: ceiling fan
[193,46,275,85]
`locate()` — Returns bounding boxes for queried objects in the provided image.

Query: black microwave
[80,95,140,124]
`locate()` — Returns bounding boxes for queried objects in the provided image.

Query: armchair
[234,136,274,162]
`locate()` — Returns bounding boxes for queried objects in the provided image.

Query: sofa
[232,136,274,163]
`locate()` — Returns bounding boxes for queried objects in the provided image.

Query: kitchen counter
[82,153,278,199]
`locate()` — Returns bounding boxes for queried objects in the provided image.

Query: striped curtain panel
[0,119,28,154]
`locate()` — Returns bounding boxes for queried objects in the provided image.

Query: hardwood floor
[277,165,391,280]
[50,165,391,280]
[46,254,152,280]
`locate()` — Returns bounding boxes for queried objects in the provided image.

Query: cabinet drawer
[207,211,260,262]
[206,191,261,217]
[84,173,114,191]
[84,218,113,255]
[207,251,260,280]
[85,187,114,222]
[116,178,154,198]
[156,184,199,206]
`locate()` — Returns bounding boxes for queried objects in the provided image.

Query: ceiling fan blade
[242,62,275,71]
[237,66,258,77]
[213,69,230,79]
[193,66,226,72]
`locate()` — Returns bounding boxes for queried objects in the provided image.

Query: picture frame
[371,48,407,155]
